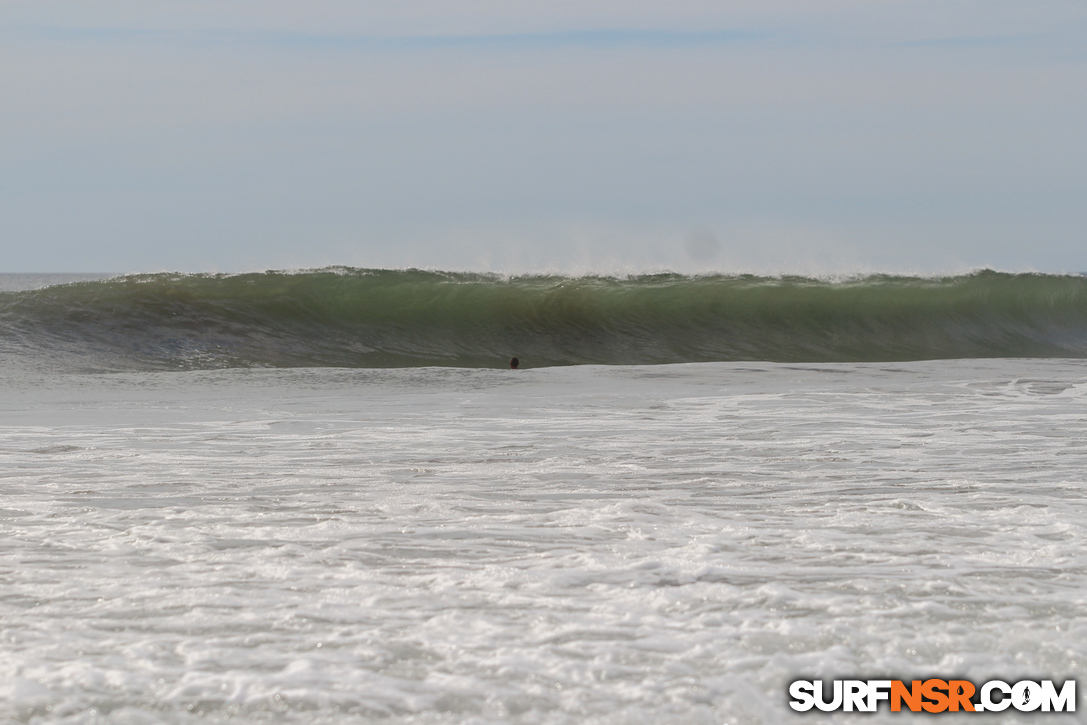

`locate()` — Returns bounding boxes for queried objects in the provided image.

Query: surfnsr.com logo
[788,679,1076,713]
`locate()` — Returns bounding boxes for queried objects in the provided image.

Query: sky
[1,1,1085,275]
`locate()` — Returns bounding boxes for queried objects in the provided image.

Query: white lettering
[843,680,870,712]
[813,680,843,712]
[980,681,1011,712]
[1040,680,1076,712]
[1012,680,1042,712]
[867,680,892,711]
[788,680,815,712]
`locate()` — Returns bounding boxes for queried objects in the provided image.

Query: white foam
[1,360,1086,723]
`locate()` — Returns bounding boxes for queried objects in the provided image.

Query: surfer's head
[509,357,520,369]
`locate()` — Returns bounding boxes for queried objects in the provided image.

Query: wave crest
[3,268,1086,371]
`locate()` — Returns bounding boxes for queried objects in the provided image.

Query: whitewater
[2,272,1085,724]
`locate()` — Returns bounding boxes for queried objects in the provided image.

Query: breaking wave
[3,268,1087,371]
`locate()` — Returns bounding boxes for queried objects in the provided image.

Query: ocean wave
[2,267,1086,371]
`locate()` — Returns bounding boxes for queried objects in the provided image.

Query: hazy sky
[2,1,1085,274]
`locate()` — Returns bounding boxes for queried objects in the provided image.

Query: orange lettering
[891,680,923,712]
[921,679,949,713]
[948,680,975,712]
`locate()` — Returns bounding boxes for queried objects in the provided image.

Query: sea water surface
[2,359,1086,724]
[2,271,1086,723]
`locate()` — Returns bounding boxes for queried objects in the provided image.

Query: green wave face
[2,268,1087,371]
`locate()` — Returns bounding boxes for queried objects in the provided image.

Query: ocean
[1,271,1085,724]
